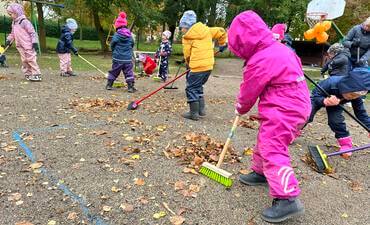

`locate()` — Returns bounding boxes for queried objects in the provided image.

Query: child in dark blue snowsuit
[155,31,172,82]
[308,67,370,158]
[321,43,351,77]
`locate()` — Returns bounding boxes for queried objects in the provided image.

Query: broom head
[199,162,233,187]
[153,76,162,82]
[308,145,331,173]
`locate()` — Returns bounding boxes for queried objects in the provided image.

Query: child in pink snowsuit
[6,3,42,81]
[228,11,311,223]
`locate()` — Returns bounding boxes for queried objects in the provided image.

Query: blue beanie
[179,10,197,29]
[338,67,370,94]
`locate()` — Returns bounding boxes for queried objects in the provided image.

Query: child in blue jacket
[154,31,172,82]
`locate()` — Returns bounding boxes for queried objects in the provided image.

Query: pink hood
[271,24,287,41]
[7,3,25,19]
[228,11,274,62]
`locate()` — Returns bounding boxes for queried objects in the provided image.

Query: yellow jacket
[182,22,227,72]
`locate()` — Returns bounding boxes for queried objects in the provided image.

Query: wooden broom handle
[216,115,240,167]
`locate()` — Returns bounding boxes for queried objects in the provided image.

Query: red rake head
[127,101,139,110]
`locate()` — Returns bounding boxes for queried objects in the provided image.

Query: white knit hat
[162,30,172,39]
[66,18,78,30]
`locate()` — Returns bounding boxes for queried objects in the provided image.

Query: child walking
[154,31,172,82]
[106,12,137,93]
[308,67,370,158]
[228,11,311,223]
[56,18,79,77]
[179,10,227,120]
[321,43,351,78]
[6,3,42,81]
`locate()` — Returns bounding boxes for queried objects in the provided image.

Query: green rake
[199,115,240,187]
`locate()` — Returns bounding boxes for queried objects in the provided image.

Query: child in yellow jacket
[179,10,227,120]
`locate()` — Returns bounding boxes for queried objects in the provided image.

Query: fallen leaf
[349,181,363,192]
[15,222,34,225]
[183,167,198,175]
[341,213,348,218]
[153,211,166,219]
[138,196,149,205]
[131,154,140,160]
[239,169,249,175]
[79,158,86,162]
[103,206,112,212]
[134,178,145,186]
[8,193,22,201]
[243,147,254,156]
[2,145,17,152]
[120,203,134,212]
[30,162,43,170]
[67,212,78,220]
[47,220,57,225]
[91,130,108,136]
[143,171,149,177]
[174,181,186,191]
[15,200,24,206]
[111,186,122,193]
[170,215,185,225]
[189,184,200,193]
[26,193,33,197]
[55,135,66,139]
[193,156,203,166]
[125,136,134,141]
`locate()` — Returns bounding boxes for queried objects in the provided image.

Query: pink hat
[271,24,287,41]
[6,3,25,18]
[114,12,128,28]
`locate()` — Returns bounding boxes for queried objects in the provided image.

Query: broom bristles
[308,145,330,173]
[199,162,233,187]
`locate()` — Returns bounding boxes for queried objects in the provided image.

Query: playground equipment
[305,0,346,42]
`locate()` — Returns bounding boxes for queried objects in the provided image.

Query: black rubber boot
[199,98,206,117]
[106,79,114,90]
[127,82,137,93]
[182,102,200,121]
[239,171,267,186]
[67,71,77,76]
[262,198,304,223]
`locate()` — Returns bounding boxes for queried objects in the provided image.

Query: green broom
[199,115,240,187]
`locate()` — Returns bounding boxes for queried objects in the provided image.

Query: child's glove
[72,48,79,56]
[323,95,340,106]
[218,44,228,53]
[32,43,39,52]
[5,40,12,47]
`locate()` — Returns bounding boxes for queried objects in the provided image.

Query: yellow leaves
[131,154,140,160]
[156,125,167,132]
[243,147,254,156]
[134,178,145,186]
[341,213,349,218]
[153,211,166,219]
[111,186,122,193]
[47,220,57,225]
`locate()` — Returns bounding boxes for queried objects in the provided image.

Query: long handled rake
[164,63,182,90]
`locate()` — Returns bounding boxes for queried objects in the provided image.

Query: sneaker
[29,74,42,82]
[239,171,267,186]
[66,71,77,76]
[60,72,70,77]
[262,198,304,223]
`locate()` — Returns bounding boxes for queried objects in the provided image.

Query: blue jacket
[343,25,370,66]
[155,41,172,62]
[56,25,77,54]
[321,49,351,76]
[110,28,134,63]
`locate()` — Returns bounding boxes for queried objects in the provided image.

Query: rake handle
[167,64,182,89]
[327,143,370,157]
[304,74,370,132]
[78,55,107,77]
[216,116,240,168]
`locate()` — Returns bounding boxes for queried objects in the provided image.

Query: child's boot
[60,72,69,77]
[261,198,304,223]
[239,171,267,186]
[67,71,77,76]
[199,97,206,117]
[182,102,200,121]
[337,136,353,159]
[127,82,137,93]
[106,79,114,90]
[29,74,42,82]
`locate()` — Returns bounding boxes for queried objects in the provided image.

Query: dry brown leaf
[91,130,108,136]
[30,162,43,170]
[143,171,149,177]
[239,169,249,175]
[170,216,185,225]
[189,184,200,193]
[2,145,17,152]
[134,178,145,186]
[120,203,134,212]
[138,196,149,205]
[193,156,203,166]
[102,205,112,212]
[8,193,22,202]
[174,181,186,191]
[67,212,78,220]
[15,222,34,225]
[349,181,363,192]
[183,167,198,175]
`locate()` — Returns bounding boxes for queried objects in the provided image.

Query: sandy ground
[0,58,369,225]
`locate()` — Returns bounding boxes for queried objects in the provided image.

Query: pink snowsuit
[228,11,311,199]
[7,3,41,77]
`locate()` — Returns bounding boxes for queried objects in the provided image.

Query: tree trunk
[92,10,108,52]
[208,1,217,26]
[169,24,176,43]
[36,3,47,52]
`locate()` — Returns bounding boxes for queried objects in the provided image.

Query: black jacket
[56,25,77,54]
[321,49,351,76]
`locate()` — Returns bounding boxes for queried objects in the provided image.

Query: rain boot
[199,97,206,117]
[337,136,353,159]
[67,71,77,76]
[127,82,137,93]
[261,198,304,223]
[182,101,200,121]
[106,79,114,90]
[239,171,267,186]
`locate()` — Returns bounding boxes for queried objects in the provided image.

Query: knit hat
[328,43,344,55]
[66,18,78,30]
[338,67,370,94]
[271,24,287,41]
[179,10,197,29]
[162,30,172,39]
[114,12,128,28]
[6,3,25,17]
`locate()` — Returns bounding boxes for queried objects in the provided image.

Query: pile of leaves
[238,118,259,130]
[142,95,186,114]
[70,98,129,112]
[0,75,9,80]
[166,132,240,168]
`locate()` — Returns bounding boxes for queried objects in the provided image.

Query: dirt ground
[0,58,369,225]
